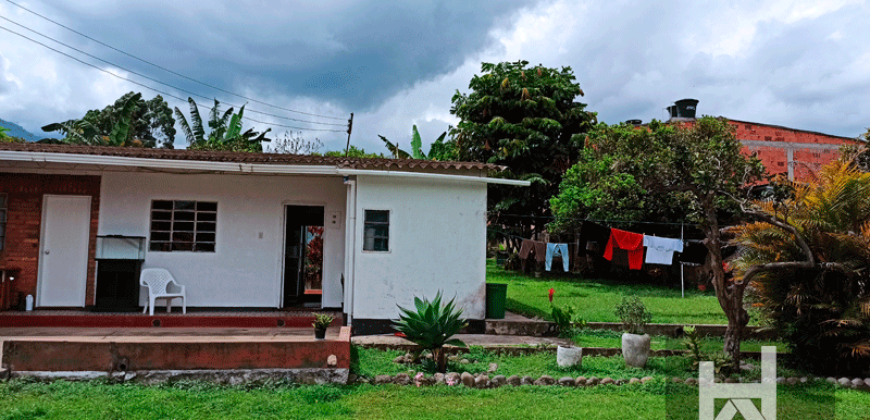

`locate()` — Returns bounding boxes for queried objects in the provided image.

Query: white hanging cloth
[642,235,684,265]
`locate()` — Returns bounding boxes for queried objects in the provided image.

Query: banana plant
[379,125,451,159]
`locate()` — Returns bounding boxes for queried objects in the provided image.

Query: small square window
[363,210,389,252]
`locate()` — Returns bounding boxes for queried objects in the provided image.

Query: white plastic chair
[140,268,186,315]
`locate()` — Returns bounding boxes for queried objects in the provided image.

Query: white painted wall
[350,176,487,321]
[98,173,346,308]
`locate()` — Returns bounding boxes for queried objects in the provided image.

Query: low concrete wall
[7,368,350,385]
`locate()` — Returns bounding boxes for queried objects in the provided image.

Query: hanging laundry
[677,240,708,265]
[578,221,611,257]
[518,239,535,260]
[603,228,644,270]
[643,235,684,265]
[532,241,547,263]
[545,243,570,272]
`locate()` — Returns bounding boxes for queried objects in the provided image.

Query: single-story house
[0,142,527,334]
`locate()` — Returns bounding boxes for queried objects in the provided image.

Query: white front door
[37,195,92,307]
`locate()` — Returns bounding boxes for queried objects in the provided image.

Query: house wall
[99,172,346,308]
[0,173,101,308]
[350,176,487,333]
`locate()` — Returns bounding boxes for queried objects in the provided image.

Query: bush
[730,158,870,376]
[615,296,651,335]
[393,292,468,373]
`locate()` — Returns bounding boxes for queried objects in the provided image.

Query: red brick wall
[0,173,101,308]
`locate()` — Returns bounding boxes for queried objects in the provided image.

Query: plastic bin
[486,283,507,319]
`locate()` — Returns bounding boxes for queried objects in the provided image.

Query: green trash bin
[486,283,507,319]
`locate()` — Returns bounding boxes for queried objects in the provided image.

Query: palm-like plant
[379,125,455,160]
[175,98,271,151]
[729,158,870,375]
[393,292,468,373]
[44,93,143,146]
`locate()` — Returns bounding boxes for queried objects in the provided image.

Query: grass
[569,329,789,353]
[2,379,867,420]
[486,260,749,325]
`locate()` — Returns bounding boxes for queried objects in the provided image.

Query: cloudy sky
[1,0,868,152]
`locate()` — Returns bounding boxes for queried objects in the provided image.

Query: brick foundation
[0,173,100,308]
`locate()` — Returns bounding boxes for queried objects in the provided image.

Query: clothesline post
[680,224,685,298]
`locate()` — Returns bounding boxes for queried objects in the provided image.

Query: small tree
[556,118,765,366]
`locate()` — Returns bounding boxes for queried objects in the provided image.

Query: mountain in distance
[0,118,59,141]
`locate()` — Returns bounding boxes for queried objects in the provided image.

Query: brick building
[662,99,863,182]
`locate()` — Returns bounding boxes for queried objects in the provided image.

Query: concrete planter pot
[621,333,651,368]
[556,345,583,368]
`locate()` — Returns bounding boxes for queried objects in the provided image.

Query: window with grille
[149,200,217,252]
[363,210,389,252]
[0,194,6,251]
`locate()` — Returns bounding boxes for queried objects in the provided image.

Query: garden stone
[487,363,498,373]
[838,378,851,387]
[395,373,411,385]
[622,333,651,368]
[600,377,615,385]
[434,373,445,384]
[446,372,460,385]
[475,374,489,389]
[556,346,583,368]
[575,377,587,386]
[672,377,683,383]
[460,372,475,387]
[558,377,575,387]
[506,375,521,386]
[641,376,654,384]
[534,375,555,386]
[393,356,405,364]
[714,378,722,383]
[725,378,738,384]
[375,375,392,384]
[629,378,641,385]
[800,377,808,383]
[460,359,471,364]
[521,376,534,385]
[826,377,837,383]
[684,378,697,386]
[587,377,599,385]
[739,361,755,371]
[786,377,798,385]
[776,377,784,384]
[347,374,358,384]
[851,378,864,388]
[865,378,870,386]
[492,375,506,387]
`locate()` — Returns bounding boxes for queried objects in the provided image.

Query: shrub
[730,159,870,375]
[393,292,468,373]
[549,288,586,336]
[615,296,651,335]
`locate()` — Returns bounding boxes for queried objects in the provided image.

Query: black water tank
[625,119,642,125]
[674,99,699,119]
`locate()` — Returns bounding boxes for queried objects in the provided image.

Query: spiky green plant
[729,157,870,375]
[393,292,468,373]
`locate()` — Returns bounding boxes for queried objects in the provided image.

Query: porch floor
[0,310,343,329]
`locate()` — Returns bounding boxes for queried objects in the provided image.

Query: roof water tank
[674,99,699,119]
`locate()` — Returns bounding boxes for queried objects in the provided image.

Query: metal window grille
[149,200,217,252]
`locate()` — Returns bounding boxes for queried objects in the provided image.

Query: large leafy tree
[729,157,870,375]
[555,117,766,367]
[450,61,595,243]
[175,98,271,152]
[43,92,176,148]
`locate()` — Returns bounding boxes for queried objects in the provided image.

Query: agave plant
[729,157,870,375]
[393,292,468,373]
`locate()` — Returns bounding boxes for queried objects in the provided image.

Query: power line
[3,0,347,121]
[0,24,346,132]
[0,16,347,128]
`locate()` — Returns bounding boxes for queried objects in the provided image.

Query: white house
[0,143,527,334]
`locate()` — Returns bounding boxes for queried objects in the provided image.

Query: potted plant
[615,296,652,368]
[495,243,509,266]
[312,313,334,339]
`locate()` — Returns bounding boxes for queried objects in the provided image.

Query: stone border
[2,368,350,385]
[353,372,870,390]
[486,320,775,339]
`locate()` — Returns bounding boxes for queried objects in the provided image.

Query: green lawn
[487,260,746,325]
[570,329,788,353]
[2,379,867,420]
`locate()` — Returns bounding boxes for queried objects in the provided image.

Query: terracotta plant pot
[698,284,707,291]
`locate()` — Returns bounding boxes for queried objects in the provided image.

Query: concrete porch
[0,326,351,384]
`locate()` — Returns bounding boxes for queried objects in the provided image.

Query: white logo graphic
[698,346,777,420]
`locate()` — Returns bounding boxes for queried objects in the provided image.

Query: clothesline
[486,212,695,227]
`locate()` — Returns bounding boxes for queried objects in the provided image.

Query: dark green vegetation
[486,260,734,325]
[175,98,271,152]
[2,376,867,420]
[393,292,468,372]
[42,92,176,148]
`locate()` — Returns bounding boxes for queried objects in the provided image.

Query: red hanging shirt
[603,228,644,270]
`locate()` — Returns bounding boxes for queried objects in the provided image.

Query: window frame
[362,209,390,252]
[0,193,6,252]
[148,200,218,253]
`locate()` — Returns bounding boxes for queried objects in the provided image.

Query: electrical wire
[0,16,348,128]
[3,0,346,121]
[487,212,694,226]
[0,24,346,133]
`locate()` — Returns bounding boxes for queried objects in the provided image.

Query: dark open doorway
[283,205,324,308]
